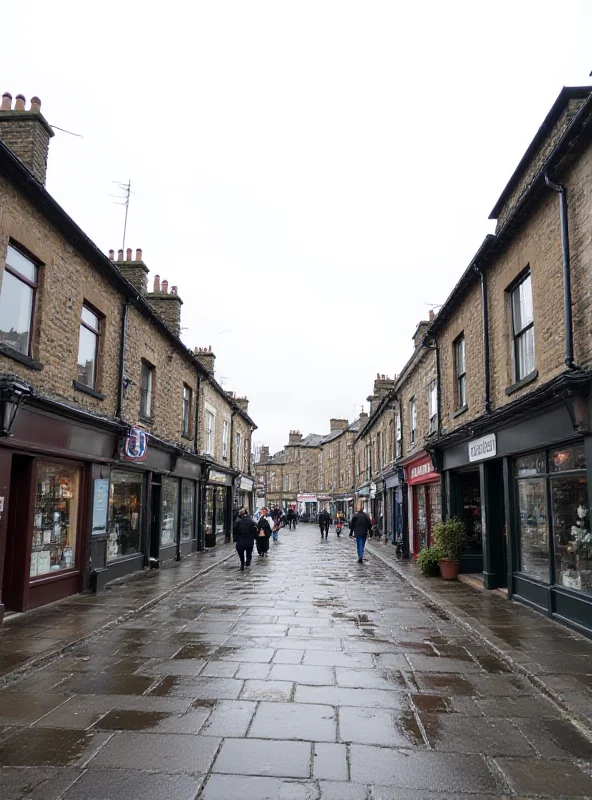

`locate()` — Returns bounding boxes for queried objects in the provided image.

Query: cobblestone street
[2,525,592,799]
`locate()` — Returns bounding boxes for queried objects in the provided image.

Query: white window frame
[182,384,192,437]
[428,380,438,434]
[205,404,216,455]
[235,431,242,470]
[222,420,230,460]
[410,399,417,445]
[454,335,467,409]
[511,272,535,382]
[140,360,154,419]
[395,413,402,458]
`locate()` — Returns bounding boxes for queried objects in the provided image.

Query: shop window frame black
[106,469,145,563]
[0,241,40,359]
[513,442,589,595]
[509,270,535,383]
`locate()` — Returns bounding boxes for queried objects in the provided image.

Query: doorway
[150,479,161,562]
[2,455,33,612]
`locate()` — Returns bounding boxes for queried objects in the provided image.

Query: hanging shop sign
[405,455,440,486]
[120,427,148,462]
[91,478,110,535]
[468,433,497,463]
[297,493,317,502]
[209,469,233,486]
[239,476,254,492]
[317,494,332,501]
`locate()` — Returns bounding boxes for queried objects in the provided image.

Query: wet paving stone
[295,685,409,709]
[202,774,319,799]
[495,756,592,796]
[241,679,294,701]
[213,738,312,778]
[61,768,204,799]
[89,732,221,772]
[249,701,336,741]
[0,692,72,726]
[339,707,424,747]
[200,700,256,736]
[0,767,81,800]
[419,712,535,756]
[52,673,156,696]
[0,728,109,767]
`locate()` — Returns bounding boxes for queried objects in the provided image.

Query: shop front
[204,468,233,547]
[404,454,441,557]
[333,494,353,521]
[297,493,318,521]
[385,470,407,554]
[438,379,592,634]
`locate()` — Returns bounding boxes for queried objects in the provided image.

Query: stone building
[427,84,592,634]
[0,91,256,619]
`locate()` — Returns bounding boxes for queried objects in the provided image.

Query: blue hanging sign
[120,427,149,462]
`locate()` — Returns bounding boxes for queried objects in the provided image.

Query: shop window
[77,305,101,389]
[215,486,226,537]
[31,462,80,577]
[429,483,441,537]
[182,384,192,437]
[510,272,535,381]
[140,360,154,419]
[550,445,590,593]
[0,243,38,356]
[180,480,195,541]
[416,486,428,551]
[516,452,549,583]
[454,335,467,408]
[161,478,180,546]
[107,471,143,561]
[428,380,438,434]
[205,486,215,537]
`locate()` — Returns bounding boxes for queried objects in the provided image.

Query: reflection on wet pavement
[0,524,591,798]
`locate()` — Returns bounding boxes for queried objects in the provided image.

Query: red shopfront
[405,454,441,556]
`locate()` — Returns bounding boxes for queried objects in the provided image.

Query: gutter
[544,174,578,370]
[473,265,492,413]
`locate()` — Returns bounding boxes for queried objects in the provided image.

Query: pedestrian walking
[318,509,330,539]
[233,508,257,571]
[349,501,372,563]
[256,508,272,557]
[271,512,281,542]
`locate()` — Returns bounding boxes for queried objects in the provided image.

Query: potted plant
[432,517,466,580]
[417,545,441,576]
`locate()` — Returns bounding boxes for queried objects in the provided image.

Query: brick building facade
[0,92,256,620]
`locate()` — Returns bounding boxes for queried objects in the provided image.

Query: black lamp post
[0,376,31,437]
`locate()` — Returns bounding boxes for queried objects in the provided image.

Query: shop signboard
[209,469,232,486]
[297,493,317,502]
[468,433,497,463]
[239,476,254,492]
[120,427,148,462]
[91,478,109,535]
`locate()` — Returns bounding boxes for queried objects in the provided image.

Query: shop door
[2,455,33,612]
[149,481,161,562]
[484,460,507,588]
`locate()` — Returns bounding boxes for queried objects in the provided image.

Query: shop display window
[516,476,549,583]
[429,483,441,540]
[31,462,80,578]
[206,487,215,536]
[416,487,428,551]
[551,447,590,593]
[107,471,143,561]
[215,487,226,536]
[181,480,195,541]
[161,478,180,546]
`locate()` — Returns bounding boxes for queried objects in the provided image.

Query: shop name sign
[120,427,148,462]
[209,470,230,485]
[468,433,497,463]
[410,462,433,480]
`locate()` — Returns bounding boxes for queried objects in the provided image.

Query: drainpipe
[473,265,491,413]
[545,174,577,370]
[116,298,136,422]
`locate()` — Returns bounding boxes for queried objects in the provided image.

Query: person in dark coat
[349,501,372,563]
[233,508,257,571]
[318,509,331,539]
[256,507,272,557]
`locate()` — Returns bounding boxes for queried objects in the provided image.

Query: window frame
[205,407,216,455]
[139,360,154,420]
[235,431,242,471]
[428,379,438,435]
[181,383,192,438]
[0,242,39,357]
[510,271,535,382]
[409,398,417,445]
[395,412,402,458]
[222,419,230,460]
[76,303,101,390]
[454,334,467,410]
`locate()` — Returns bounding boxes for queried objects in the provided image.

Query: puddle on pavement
[173,644,220,660]
[395,711,426,746]
[0,728,97,767]
[93,710,171,731]
[415,674,474,695]
[411,693,451,713]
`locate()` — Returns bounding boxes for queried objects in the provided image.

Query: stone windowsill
[506,369,539,396]
[73,380,105,401]
[453,404,469,419]
[0,343,43,371]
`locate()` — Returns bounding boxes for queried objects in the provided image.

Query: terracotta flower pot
[439,559,460,580]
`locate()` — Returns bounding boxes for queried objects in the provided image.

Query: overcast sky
[3,1,591,453]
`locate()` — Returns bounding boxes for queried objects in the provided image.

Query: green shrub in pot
[417,545,442,576]
[432,517,466,580]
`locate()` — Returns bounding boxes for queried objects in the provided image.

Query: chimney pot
[161,280,169,294]
[30,96,41,112]
[135,248,142,261]
[171,286,177,294]
[117,249,124,262]
[153,275,161,293]
[108,249,115,260]
[429,309,434,321]
[14,94,25,111]
[126,247,132,261]
[1,93,12,111]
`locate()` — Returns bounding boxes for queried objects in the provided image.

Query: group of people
[233,502,373,570]
[318,509,345,538]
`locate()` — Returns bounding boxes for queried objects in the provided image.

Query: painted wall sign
[120,427,148,462]
[410,462,433,480]
[209,469,232,486]
[468,433,497,463]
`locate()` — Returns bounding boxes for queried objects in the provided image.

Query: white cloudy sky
[3,1,591,453]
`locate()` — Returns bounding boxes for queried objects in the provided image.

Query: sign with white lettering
[410,462,433,480]
[468,433,497,463]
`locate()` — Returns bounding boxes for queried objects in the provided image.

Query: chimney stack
[330,418,348,431]
[194,346,216,375]
[110,246,150,294]
[234,396,249,413]
[147,275,183,335]
[0,92,54,184]
[259,445,270,462]
[288,430,303,445]
[413,320,431,349]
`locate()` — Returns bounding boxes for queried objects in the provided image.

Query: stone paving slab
[0,524,592,799]
[366,539,592,733]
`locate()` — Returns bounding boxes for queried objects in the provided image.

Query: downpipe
[545,174,578,370]
[473,265,491,414]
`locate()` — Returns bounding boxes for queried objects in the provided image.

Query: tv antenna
[110,180,133,251]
